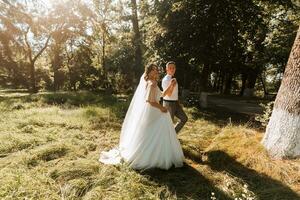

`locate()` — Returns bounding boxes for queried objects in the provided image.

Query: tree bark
[200,64,210,92]
[219,72,225,94]
[212,71,218,90]
[243,67,259,97]
[262,26,300,159]
[25,31,50,93]
[240,73,247,96]
[29,62,36,92]
[215,69,222,93]
[52,46,60,91]
[260,73,268,96]
[130,0,143,82]
[223,71,233,95]
[102,22,106,71]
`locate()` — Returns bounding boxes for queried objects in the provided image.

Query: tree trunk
[243,67,259,97]
[130,0,143,82]
[223,71,233,95]
[260,73,268,96]
[52,48,60,91]
[262,26,300,159]
[200,64,210,92]
[219,71,225,94]
[102,24,106,71]
[240,73,247,96]
[216,69,222,93]
[29,62,37,93]
[25,33,50,93]
[212,71,218,90]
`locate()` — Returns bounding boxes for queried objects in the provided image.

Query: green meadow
[0,90,299,200]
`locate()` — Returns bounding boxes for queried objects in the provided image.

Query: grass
[0,90,299,200]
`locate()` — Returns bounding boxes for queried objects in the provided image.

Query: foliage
[0,0,299,95]
[255,101,274,127]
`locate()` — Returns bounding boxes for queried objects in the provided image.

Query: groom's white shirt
[162,74,178,101]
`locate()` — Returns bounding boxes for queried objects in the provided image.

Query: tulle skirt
[99,104,184,170]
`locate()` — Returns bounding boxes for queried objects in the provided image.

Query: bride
[99,64,185,170]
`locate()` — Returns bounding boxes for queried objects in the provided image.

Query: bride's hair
[144,63,158,81]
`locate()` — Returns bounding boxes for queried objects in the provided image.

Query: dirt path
[208,95,264,116]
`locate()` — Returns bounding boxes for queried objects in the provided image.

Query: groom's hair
[166,61,176,68]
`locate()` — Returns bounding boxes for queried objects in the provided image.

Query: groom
[162,61,188,133]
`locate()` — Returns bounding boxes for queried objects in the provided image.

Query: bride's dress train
[99,75,184,170]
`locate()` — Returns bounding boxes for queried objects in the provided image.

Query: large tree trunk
[262,26,300,159]
[130,0,143,82]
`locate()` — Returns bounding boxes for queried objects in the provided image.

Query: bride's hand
[160,107,168,113]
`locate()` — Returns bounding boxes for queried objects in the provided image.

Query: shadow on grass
[202,150,300,200]
[189,106,262,130]
[0,90,119,106]
[141,164,233,200]
[0,91,130,119]
[30,92,120,106]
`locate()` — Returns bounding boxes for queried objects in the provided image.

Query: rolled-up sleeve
[162,76,171,91]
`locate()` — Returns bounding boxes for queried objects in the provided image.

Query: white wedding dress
[99,74,184,170]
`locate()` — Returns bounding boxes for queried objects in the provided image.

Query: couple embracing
[99,61,188,170]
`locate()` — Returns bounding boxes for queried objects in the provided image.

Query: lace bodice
[146,81,161,103]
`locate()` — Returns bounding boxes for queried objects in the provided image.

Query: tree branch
[24,27,33,62]
[32,35,51,63]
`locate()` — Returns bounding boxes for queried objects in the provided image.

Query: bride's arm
[147,101,167,112]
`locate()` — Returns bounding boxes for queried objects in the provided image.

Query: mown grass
[0,90,299,200]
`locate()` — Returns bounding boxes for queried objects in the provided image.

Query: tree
[147,0,267,92]
[90,0,109,86]
[262,25,300,159]
[24,27,51,93]
[0,0,52,92]
[130,0,143,82]
[1,0,298,95]
[48,1,86,91]
[0,1,31,88]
